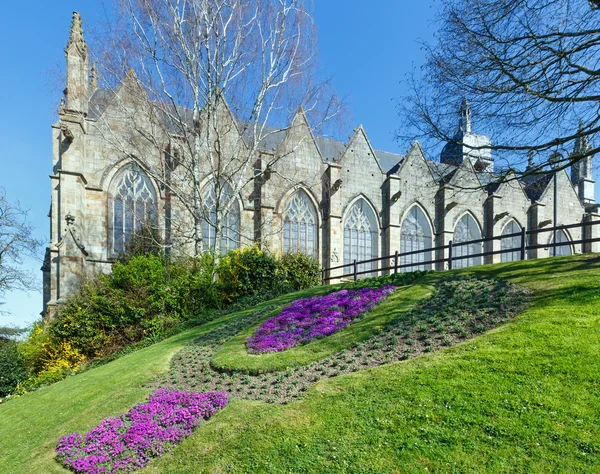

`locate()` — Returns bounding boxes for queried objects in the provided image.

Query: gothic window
[400,205,433,271]
[550,229,572,257]
[453,214,482,268]
[111,164,158,256]
[344,198,378,276]
[202,182,240,254]
[501,220,522,263]
[283,189,317,257]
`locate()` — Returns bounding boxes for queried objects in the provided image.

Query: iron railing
[322,219,600,283]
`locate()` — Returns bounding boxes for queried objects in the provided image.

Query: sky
[0,1,596,328]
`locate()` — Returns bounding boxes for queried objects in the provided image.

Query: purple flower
[246,285,395,353]
[56,389,229,473]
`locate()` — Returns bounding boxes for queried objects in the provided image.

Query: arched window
[550,229,572,256]
[453,214,482,268]
[344,199,378,276]
[111,164,158,255]
[202,182,240,254]
[283,190,317,257]
[400,205,433,271]
[501,220,522,263]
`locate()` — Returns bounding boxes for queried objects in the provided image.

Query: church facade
[43,13,600,315]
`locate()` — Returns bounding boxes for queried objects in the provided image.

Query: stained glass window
[111,165,157,255]
[344,199,378,276]
[453,214,482,268]
[501,220,522,263]
[400,206,432,271]
[283,190,317,257]
[202,182,240,254]
[550,229,572,256]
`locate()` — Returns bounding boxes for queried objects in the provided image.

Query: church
[42,12,600,316]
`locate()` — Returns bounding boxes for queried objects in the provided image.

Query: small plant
[56,389,228,473]
[246,285,395,353]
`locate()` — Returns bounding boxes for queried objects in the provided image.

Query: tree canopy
[401,0,600,177]
[0,187,42,309]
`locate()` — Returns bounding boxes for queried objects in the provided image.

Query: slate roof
[86,90,561,201]
[524,174,553,201]
[88,89,403,171]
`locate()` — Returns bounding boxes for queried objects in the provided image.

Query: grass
[1,255,599,473]
[210,283,432,374]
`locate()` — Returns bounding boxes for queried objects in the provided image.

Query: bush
[19,322,85,391]
[217,246,281,303]
[18,248,323,393]
[0,341,27,397]
[278,252,321,291]
[50,254,219,360]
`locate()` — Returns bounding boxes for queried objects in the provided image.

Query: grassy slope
[2,255,599,473]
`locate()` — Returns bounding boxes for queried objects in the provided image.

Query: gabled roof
[88,89,403,170]
[524,174,553,201]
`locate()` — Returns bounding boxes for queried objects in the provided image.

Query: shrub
[50,254,219,360]
[278,252,321,291]
[0,341,27,397]
[19,322,85,391]
[217,246,281,302]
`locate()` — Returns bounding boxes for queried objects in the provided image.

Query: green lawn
[1,255,599,473]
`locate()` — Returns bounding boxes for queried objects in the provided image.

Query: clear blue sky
[1,1,596,327]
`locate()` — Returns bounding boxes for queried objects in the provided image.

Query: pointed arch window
[344,199,378,276]
[453,214,482,268]
[400,205,433,271]
[283,190,317,257]
[550,229,572,257]
[501,220,522,263]
[202,182,240,254]
[111,164,158,256]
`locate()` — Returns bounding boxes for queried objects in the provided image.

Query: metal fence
[322,219,600,283]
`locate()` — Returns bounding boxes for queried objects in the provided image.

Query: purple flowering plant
[246,285,396,353]
[56,388,228,473]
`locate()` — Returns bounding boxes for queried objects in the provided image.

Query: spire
[459,98,472,134]
[573,121,591,157]
[527,150,536,171]
[65,12,87,57]
[63,12,89,116]
[90,63,98,88]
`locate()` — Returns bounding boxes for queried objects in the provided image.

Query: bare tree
[0,188,42,309]
[400,0,600,178]
[88,0,339,257]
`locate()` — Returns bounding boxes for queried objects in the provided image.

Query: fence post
[520,226,527,261]
[321,268,326,286]
[394,250,399,274]
[353,260,358,281]
[448,241,453,270]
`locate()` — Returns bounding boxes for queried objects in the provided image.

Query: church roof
[87,89,549,197]
[88,88,403,170]
[523,173,553,201]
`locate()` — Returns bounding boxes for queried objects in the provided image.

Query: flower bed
[246,285,396,353]
[56,388,228,473]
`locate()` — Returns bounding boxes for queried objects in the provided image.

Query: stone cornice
[56,169,88,185]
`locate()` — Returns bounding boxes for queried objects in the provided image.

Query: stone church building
[43,13,600,315]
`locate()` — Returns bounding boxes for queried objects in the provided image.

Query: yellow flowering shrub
[19,323,85,390]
